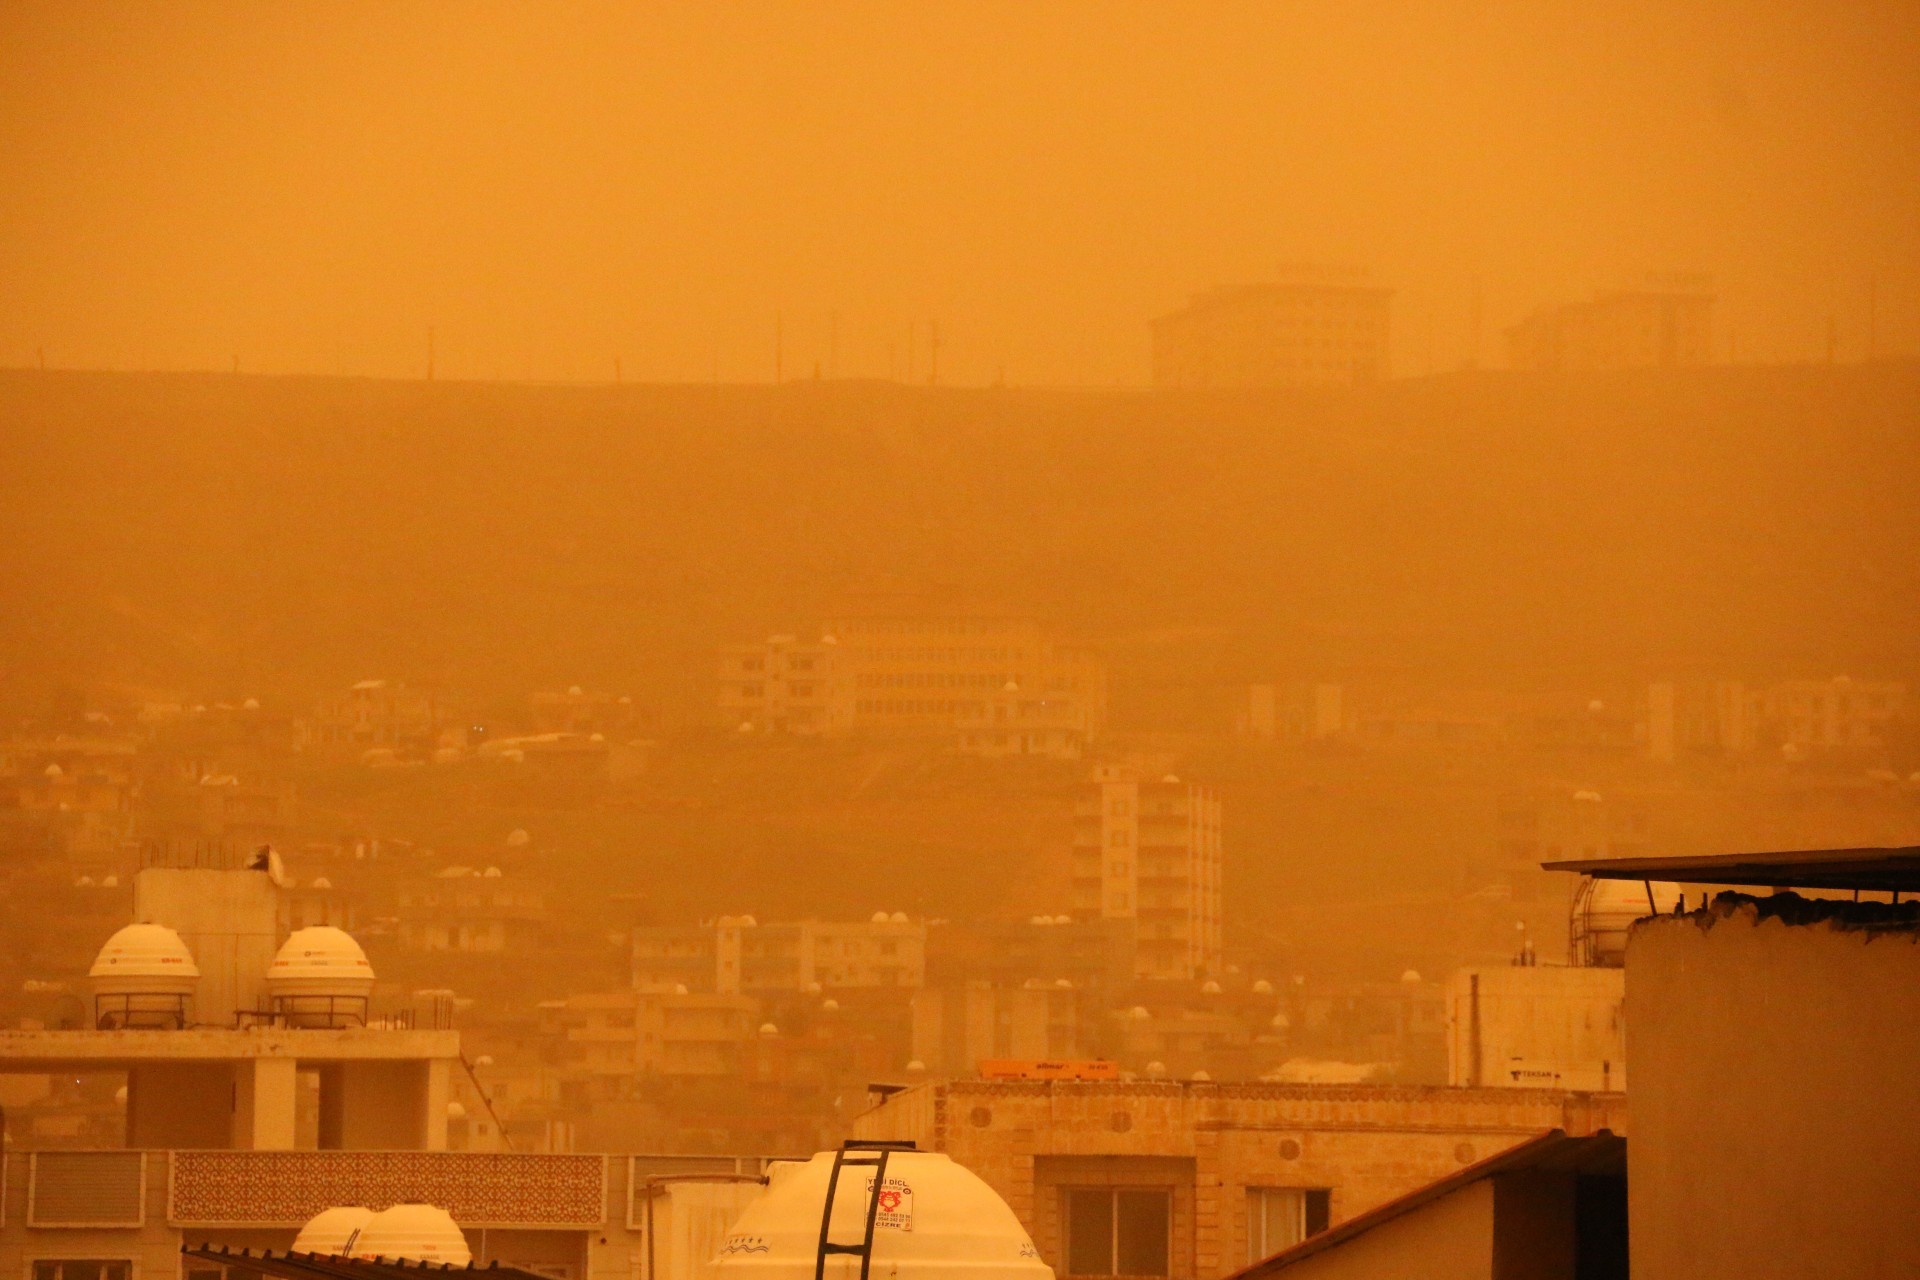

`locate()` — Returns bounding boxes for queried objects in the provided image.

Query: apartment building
[1152,279,1392,388]
[1073,767,1224,982]
[718,605,1106,754]
[1507,283,1713,371]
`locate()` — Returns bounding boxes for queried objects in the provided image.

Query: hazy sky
[2,1,1916,385]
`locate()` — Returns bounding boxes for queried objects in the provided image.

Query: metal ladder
[814,1141,917,1280]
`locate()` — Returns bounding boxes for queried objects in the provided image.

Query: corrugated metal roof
[1543,846,1920,892]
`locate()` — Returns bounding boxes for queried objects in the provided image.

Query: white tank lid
[267,926,375,982]
[350,1203,472,1265]
[293,1205,375,1256]
[90,923,199,980]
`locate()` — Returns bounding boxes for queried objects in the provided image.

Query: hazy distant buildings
[1151,277,1392,388]
[1507,280,1714,371]
[1646,676,1908,760]
[631,914,926,995]
[1073,765,1223,981]
[1242,683,1345,742]
[303,678,443,759]
[718,602,1106,756]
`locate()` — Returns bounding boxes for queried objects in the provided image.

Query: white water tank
[350,1203,472,1266]
[266,926,376,1026]
[1574,876,1683,967]
[293,1205,375,1256]
[89,923,200,1028]
[711,1150,1053,1280]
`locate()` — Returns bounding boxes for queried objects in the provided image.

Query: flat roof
[0,1027,462,1071]
[1543,846,1920,893]
[1224,1130,1625,1278]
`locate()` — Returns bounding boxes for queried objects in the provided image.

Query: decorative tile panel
[170,1152,605,1227]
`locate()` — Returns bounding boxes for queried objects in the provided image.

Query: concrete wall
[1268,1180,1493,1280]
[1447,967,1624,1092]
[134,868,280,1027]
[1628,901,1920,1280]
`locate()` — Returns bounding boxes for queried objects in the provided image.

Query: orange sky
[1,1,1916,385]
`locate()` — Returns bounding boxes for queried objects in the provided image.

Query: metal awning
[1542,846,1920,893]
[183,1246,550,1280]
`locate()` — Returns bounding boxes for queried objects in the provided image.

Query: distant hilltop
[0,361,1914,707]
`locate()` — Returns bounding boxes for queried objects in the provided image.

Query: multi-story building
[631,916,926,996]
[911,983,1084,1076]
[303,679,444,759]
[718,604,1107,755]
[1073,767,1224,982]
[396,868,550,954]
[1151,278,1392,388]
[1506,282,1714,371]
[1240,684,1344,743]
[715,635,854,736]
[1645,676,1907,759]
[852,1077,1622,1279]
[528,686,639,737]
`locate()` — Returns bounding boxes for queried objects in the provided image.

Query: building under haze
[1506,281,1714,372]
[717,604,1106,756]
[1151,278,1392,388]
[631,914,926,995]
[1073,766,1224,982]
[1541,847,1920,1280]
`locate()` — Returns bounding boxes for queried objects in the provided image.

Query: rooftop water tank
[265,926,375,1027]
[90,923,199,1028]
[711,1148,1053,1280]
[293,1205,375,1256]
[349,1203,472,1266]
[1572,875,1683,967]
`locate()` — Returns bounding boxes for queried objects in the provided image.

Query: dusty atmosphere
[1,5,1917,1279]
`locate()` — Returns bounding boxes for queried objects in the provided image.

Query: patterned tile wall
[170,1152,606,1227]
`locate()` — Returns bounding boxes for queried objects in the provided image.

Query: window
[1245,1188,1330,1262]
[1065,1188,1169,1277]
[35,1264,132,1280]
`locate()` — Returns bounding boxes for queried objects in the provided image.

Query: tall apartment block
[1072,766,1223,982]
[1151,278,1392,387]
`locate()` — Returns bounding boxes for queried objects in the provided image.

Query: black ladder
[814,1141,916,1280]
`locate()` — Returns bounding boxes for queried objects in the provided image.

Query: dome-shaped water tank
[1574,876,1683,967]
[266,927,375,1027]
[350,1203,471,1266]
[711,1150,1053,1280]
[294,1205,375,1256]
[90,923,199,1028]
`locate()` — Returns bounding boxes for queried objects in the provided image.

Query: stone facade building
[851,1079,1621,1280]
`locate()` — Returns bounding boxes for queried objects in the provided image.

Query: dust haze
[0,0,1917,1246]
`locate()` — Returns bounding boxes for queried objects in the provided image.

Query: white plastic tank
[711,1149,1053,1280]
[293,1205,375,1256]
[349,1203,472,1265]
[265,926,376,1026]
[1573,876,1683,967]
[89,923,200,1028]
